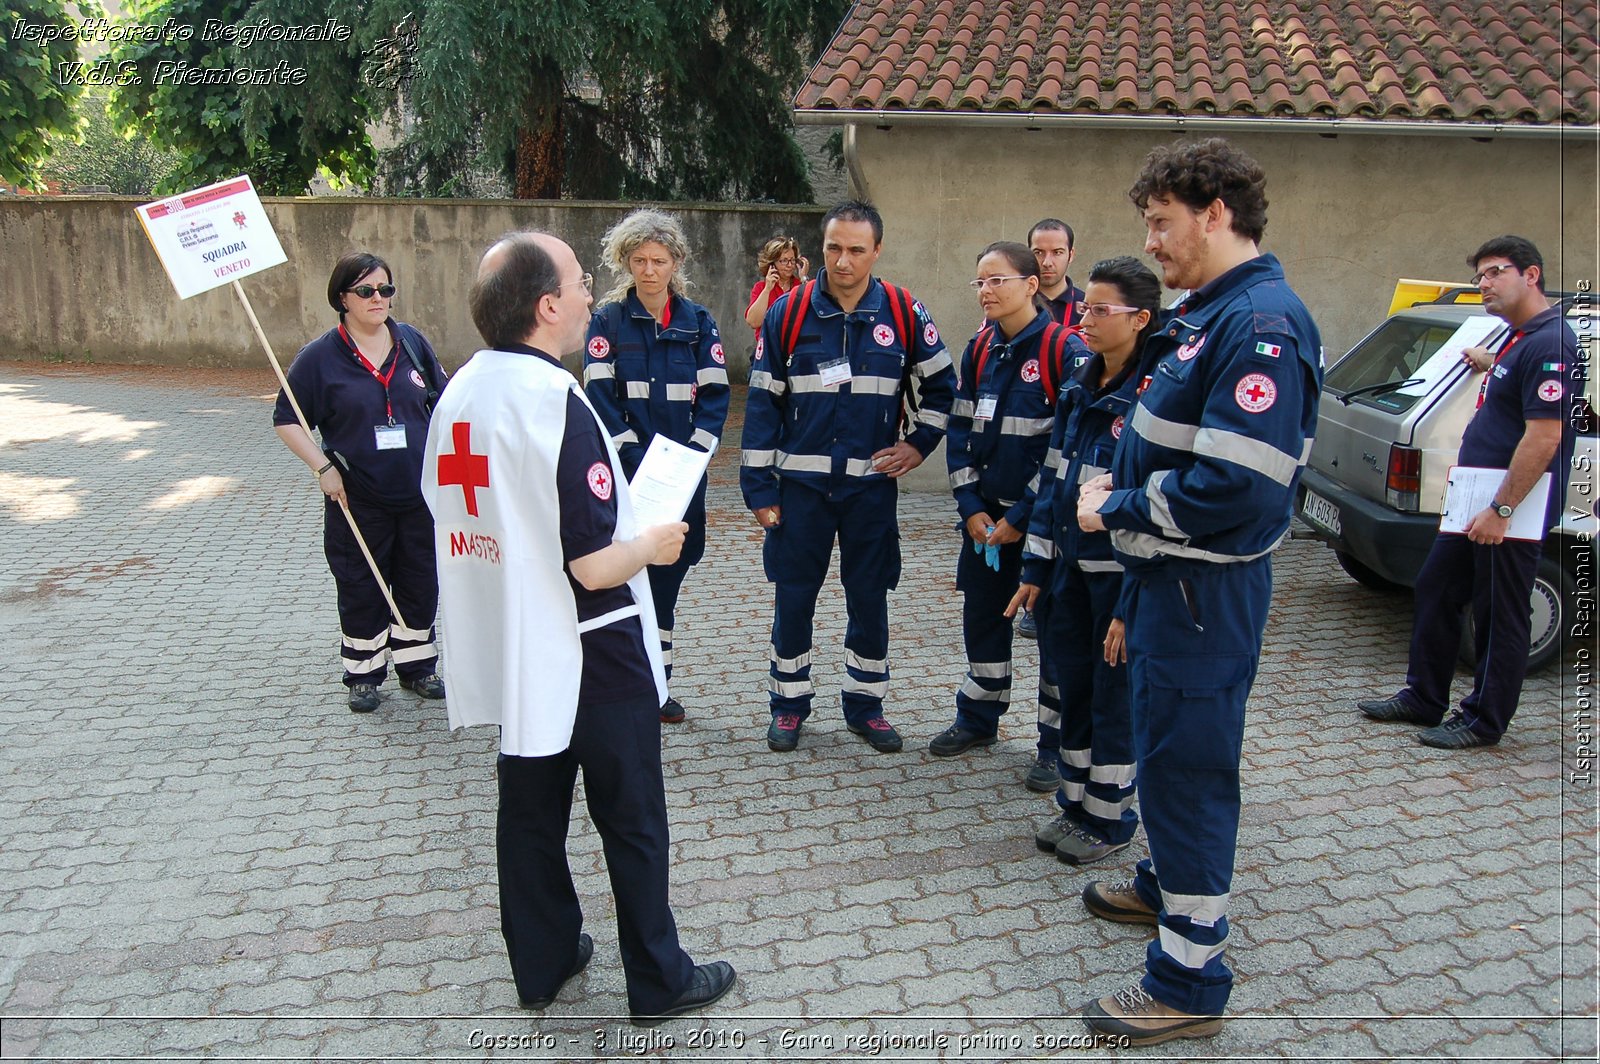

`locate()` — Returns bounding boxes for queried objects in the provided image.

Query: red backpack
[777,278,924,429]
[968,320,1082,406]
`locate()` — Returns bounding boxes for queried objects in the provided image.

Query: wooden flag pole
[233,280,407,629]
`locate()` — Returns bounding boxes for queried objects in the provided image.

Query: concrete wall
[0,198,826,375]
[851,125,1598,362]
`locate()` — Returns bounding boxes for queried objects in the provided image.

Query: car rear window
[1324,319,1465,414]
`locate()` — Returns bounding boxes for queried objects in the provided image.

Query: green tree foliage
[357,0,849,201]
[108,0,376,194]
[1,0,98,187]
[41,88,180,192]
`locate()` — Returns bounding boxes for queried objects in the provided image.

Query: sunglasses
[346,284,397,299]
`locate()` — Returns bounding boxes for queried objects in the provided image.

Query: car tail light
[1387,444,1421,511]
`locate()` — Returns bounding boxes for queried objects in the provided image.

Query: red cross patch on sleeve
[1235,373,1277,413]
[586,461,614,500]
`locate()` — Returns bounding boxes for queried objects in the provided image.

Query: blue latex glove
[983,525,1000,571]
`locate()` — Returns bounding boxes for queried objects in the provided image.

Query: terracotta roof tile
[795,0,1598,126]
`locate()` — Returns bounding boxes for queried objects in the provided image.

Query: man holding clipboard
[1358,236,1578,749]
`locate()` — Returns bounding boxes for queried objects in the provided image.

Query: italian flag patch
[1255,342,1282,358]
[1543,362,1565,371]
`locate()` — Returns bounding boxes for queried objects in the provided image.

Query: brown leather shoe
[1081,982,1223,1046]
[1081,879,1158,926]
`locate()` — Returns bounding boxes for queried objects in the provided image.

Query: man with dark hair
[423,231,735,1026]
[1359,235,1576,748]
[741,200,955,753]
[1074,138,1322,1045]
[1028,218,1084,327]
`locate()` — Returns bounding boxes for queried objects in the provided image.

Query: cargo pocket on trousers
[1137,653,1252,770]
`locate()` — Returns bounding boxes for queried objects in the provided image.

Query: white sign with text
[134,175,287,298]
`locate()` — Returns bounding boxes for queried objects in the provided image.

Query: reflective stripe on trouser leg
[386,498,440,681]
[326,495,396,687]
[1047,565,1136,842]
[952,528,1024,735]
[648,551,692,685]
[764,482,837,721]
[836,481,899,727]
[1126,561,1270,1016]
[1031,592,1062,757]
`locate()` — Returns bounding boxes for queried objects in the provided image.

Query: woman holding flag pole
[273,251,449,713]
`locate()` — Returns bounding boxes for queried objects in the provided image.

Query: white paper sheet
[1439,467,1551,540]
[628,435,713,528]
[1395,316,1505,397]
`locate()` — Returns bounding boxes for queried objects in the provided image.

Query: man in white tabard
[421,231,735,1026]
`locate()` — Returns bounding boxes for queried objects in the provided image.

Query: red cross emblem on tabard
[437,422,490,516]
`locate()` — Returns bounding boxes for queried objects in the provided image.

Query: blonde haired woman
[583,209,730,725]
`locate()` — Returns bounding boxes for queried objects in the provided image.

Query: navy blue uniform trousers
[323,494,437,686]
[1399,532,1542,740]
[1125,558,1271,1016]
[1035,564,1135,844]
[763,478,899,726]
[495,693,694,1015]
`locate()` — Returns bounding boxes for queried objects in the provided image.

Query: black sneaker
[1419,714,1498,749]
[767,714,802,752]
[847,716,904,753]
[928,724,997,756]
[400,673,446,699]
[348,683,380,713]
[1357,694,1435,725]
[660,697,686,724]
[1015,609,1038,640]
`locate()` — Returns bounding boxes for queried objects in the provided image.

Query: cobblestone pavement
[0,362,1595,1063]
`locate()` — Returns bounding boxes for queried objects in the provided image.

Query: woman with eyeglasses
[583,209,730,725]
[1007,255,1161,867]
[931,241,1085,768]
[743,236,809,330]
[272,251,449,714]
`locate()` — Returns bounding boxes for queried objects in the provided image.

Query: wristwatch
[1492,501,1514,519]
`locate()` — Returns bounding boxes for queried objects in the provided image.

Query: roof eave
[792,108,1599,140]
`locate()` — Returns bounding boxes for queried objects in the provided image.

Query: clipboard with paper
[628,435,713,528]
[1439,466,1551,540]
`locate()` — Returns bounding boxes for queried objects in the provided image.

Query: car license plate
[1302,490,1342,536]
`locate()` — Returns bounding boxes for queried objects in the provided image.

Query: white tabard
[421,349,666,756]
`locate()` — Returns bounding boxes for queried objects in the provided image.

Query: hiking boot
[1081,878,1158,925]
[1055,826,1132,866]
[1081,982,1223,1046]
[767,714,802,752]
[348,683,380,713]
[1024,754,1060,792]
[660,697,686,724]
[1034,812,1078,853]
[847,716,903,753]
[1419,713,1498,749]
[399,673,445,699]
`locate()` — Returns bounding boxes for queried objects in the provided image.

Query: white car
[1297,281,1596,671]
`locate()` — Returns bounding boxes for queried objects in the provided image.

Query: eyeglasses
[558,273,594,293]
[345,284,396,299]
[1076,302,1142,318]
[1471,264,1519,286]
[776,259,797,267]
[969,275,1030,290]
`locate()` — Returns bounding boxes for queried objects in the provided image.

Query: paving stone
[0,366,1585,1060]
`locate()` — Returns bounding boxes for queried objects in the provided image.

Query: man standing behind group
[741,201,956,754]
[1030,218,1085,327]
[422,231,734,1026]
[1358,236,1576,749]
[1075,139,1322,1046]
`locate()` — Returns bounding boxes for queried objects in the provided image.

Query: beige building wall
[848,123,1597,492]
[0,198,825,375]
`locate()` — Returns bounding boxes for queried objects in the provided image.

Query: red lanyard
[1476,330,1523,410]
[339,324,399,421]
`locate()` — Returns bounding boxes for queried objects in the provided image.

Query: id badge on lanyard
[974,395,998,421]
[818,355,853,388]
